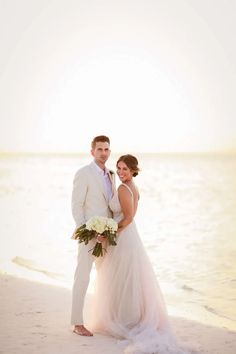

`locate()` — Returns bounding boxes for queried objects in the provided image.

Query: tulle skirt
[84,221,195,354]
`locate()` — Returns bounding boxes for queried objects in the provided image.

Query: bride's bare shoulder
[118,183,139,200]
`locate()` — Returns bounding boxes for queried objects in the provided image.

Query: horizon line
[0,150,236,156]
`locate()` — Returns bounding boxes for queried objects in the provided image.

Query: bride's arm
[117,185,134,232]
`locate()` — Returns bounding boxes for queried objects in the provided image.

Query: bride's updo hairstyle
[116,154,140,177]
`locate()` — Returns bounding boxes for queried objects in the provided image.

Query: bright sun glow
[38,53,201,153]
[0,1,235,153]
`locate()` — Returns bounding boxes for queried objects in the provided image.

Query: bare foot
[73,325,93,336]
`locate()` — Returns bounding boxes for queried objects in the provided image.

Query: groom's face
[91,141,111,165]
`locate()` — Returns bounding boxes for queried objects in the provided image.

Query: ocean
[0,153,235,331]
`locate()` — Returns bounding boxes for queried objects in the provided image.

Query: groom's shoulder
[74,163,92,177]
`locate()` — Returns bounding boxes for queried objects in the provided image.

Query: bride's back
[118,183,139,217]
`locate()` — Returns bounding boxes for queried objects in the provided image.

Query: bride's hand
[96,234,106,243]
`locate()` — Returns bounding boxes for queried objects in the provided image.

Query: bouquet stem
[90,242,106,257]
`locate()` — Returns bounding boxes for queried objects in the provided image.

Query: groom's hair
[91,135,110,149]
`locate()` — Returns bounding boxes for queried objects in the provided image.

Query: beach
[1,273,236,354]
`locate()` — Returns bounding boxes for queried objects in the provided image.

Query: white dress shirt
[92,161,113,201]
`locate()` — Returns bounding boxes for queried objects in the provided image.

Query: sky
[0,0,235,153]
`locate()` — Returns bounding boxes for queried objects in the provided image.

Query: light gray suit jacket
[71,162,115,229]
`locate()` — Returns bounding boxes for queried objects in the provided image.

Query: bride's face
[116,161,133,183]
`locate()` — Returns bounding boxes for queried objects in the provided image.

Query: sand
[0,273,235,354]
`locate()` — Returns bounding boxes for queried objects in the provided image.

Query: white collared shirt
[92,161,113,201]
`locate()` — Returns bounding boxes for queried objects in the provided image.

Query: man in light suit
[71,135,115,336]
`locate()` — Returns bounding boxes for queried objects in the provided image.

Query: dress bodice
[109,184,133,222]
[109,192,120,213]
[109,192,123,222]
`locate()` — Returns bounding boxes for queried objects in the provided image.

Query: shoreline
[0,273,236,354]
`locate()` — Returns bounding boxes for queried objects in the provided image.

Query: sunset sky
[0,0,235,153]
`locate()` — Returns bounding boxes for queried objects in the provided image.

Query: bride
[85,154,195,354]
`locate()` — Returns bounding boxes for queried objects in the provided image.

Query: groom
[71,135,115,336]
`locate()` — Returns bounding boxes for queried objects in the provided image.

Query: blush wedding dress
[84,184,196,354]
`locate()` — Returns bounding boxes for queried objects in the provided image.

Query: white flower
[86,216,117,234]
[106,218,118,233]
[86,216,106,233]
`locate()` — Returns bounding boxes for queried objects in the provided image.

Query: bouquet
[73,216,118,257]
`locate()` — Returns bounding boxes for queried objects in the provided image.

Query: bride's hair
[116,154,140,177]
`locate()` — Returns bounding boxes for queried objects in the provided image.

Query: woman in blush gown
[84,155,196,354]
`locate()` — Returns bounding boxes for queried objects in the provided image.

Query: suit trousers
[71,241,94,324]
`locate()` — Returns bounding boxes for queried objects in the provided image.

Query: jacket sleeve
[71,169,88,227]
